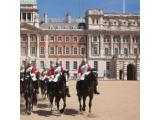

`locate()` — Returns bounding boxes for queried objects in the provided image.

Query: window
[93,36,97,42]
[50,61,54,67]
[73,61,77,70]
[21,46,27,55]
[106,62,110,70]
[31,35,37,42]
[65,47,70,55]
[124,48,128,55]
[114,48,118,55]
[66,61,70,70]
[58,47,62,54]
[50,47,54,55]
[66,36,70,42]
[40,47,45,54]
[40,61,44,69]
[50,36,54,42]
[134,48,138,55]
[94,61,98,71]
[21,34,28,41]
[73,36,78,42]
[123,36,129,43]
[80,37,85,42]
[104,36,110,43]
[27,13,31,21]
[81,48,85,55]
[22,13,26,20]
[40,35,45,41]
[105,48,109,55]
[58,36,62,42]
[31,61,36,67]
[31,46,36,55]
[74,47,78,55]
[93,47,98,55]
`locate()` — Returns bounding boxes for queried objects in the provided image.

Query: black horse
[48,71,69,113]
[40,78,49,99]
[20,72,25,96]
[76,70,97,113]
[23,72,38,115]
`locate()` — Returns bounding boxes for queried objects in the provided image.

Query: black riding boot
[66,86,71,97]
[35,81,39,94]
[94,85,100,95]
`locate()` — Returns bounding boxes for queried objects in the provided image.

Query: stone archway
[127,64,136,80]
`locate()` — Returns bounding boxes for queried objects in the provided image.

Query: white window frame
[73,47,78,55]
[58,47,63,55]
[58,36,62,42]
[73,36,78,42]
[65,47,70,55]
[40,47,45,54]
[50,46,54,55]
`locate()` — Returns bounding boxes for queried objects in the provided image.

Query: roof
[39,18,86,30]
[20,0,36,5]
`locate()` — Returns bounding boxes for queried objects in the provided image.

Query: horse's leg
[60,97,66,113]
[78,95,82,112]
[56,97,60,111]
[89,95,93,113]
[25,95,27,114]
[50,95,54,112]
[82,96,86,111]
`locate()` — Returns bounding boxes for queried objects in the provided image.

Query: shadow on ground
[37,103,49,109]
[64,108,79,116]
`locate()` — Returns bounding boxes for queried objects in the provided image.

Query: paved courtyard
[20,80,140,120]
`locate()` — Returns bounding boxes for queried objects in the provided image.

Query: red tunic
[47,67,55,77]
[31,67,37,74]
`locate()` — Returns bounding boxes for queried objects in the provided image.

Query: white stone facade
[20,3,140,80]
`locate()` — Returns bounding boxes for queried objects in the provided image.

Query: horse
[76,70,97,113]
[48,70,69,113]
[23,72,38,115]
[40,77,49,99]
[20,72,25,96]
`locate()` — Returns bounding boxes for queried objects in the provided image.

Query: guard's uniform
[78,64,91,80]
[26,66,39,93]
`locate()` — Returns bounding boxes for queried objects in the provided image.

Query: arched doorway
[127,64,136,80]
[119,70,123,80]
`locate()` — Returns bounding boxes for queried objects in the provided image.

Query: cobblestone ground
[20,80,140,120]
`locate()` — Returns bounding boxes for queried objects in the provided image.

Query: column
[136,60,140,80]
[100,34,104,57]
[130,35,133,54]
[21,13,23,22]
[31,13,33,22]
[111,35,114,55]
[120,35,123,54]
[45,35,49,68]
[88,34,92,57]
[26,12,28,22]
[37,35,39,57]
[45,35,49,58]
[27,34,30,57]
[123,62,127,80]
[116,62,120,80]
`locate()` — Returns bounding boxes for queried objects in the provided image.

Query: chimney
[66,11,72,24]
[44,11,48,23]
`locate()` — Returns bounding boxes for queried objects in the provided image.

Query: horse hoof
[82,108,86,111]
[60,109,64,113]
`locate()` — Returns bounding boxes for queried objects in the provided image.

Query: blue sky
[37,0,140,19]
